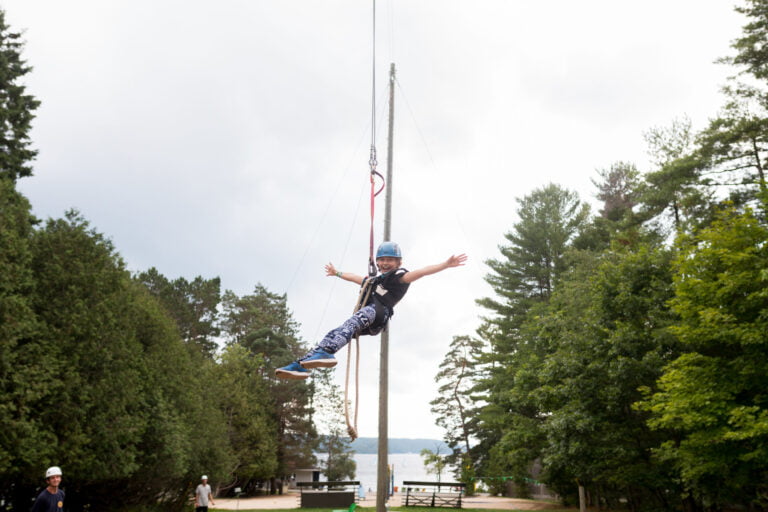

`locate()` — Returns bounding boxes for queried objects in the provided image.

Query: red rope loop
[368,167,385,276]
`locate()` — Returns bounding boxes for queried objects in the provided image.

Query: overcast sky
[6,1,744,440]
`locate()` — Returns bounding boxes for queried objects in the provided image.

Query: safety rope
[344,278,376,440]
[367,0,385,277]
[343,334,360,440]
[344,161,381,439]
[368,155,385,277]
[344,0,385,442]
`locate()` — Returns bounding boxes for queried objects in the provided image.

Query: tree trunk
[578,484,587,512]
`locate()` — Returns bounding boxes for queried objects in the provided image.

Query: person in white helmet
[31,466,64,512]
[195,475,215,511]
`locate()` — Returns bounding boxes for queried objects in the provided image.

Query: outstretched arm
[325,262,365,285]
[401,254,467,284]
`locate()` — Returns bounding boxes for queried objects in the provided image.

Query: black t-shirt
[367,268,410,311]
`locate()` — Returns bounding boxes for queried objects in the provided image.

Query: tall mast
[376,62,396,512]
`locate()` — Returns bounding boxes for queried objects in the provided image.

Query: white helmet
[46,466,62,479]
[201,475,208,480]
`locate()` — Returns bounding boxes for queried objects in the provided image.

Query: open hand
[325,262,338,277]
[446,254,468,268]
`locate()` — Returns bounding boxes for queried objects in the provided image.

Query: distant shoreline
[350,437,449,454]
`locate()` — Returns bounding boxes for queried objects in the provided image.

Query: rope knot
[369,145,378,172]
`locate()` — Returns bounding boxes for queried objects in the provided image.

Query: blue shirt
[31,488,64,512]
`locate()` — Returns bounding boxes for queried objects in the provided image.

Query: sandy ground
[209,492,563,511]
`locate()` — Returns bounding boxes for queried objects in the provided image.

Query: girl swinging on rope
[275,242,467,379]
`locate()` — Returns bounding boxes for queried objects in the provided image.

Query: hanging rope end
[347,425,359,441]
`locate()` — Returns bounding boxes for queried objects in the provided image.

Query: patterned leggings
[301,304,389,358]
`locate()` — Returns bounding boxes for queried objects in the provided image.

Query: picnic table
[402,481,466,508]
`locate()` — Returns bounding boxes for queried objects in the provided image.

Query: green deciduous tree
[533,247,681,509]
[215,344,278,490]
[121,280,232,509]
[28,212,149,487]
[420,447,448,483]
[314,375,356,482]
[638,207,768,509]
[1,211,233,510]
[221,286,317,491]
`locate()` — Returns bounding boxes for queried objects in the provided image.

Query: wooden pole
[376,62,396,512]
[384,63,395,240]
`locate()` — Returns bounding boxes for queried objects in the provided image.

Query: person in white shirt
[195,475,215,511]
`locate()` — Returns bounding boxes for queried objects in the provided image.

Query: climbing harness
[344,0,385,441]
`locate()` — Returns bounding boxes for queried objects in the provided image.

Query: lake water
[352,453,448,493]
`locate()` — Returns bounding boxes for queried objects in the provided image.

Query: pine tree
[220,286,317,490]
[473,184,589,493]
[430,335,483,491]
[0,9,39,181]
[0,9,44,503]
[0,180,41,494]
[477,183,589,340]
[136,267,222,358]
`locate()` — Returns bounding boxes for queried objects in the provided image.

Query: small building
[289,468,322,489]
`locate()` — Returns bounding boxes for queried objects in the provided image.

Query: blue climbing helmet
[376,241,402,259]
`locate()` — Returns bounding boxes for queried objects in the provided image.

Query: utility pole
[376,62,396,512]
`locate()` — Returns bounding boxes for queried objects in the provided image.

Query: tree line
[4,2,767,511]
[431,1,768,510]
[0,190,321,510]
[0,9,361,510]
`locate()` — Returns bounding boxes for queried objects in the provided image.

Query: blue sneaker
[300,349,337,369]
[275,361,311,380]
